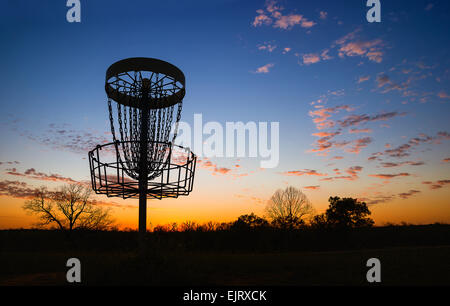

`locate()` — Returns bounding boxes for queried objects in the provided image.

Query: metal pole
[138,79,150,249]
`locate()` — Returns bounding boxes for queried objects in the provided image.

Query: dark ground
[0,224,449,286]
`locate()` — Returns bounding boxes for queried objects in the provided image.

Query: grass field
[1,227,449,286]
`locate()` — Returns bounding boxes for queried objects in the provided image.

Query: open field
[1,225,449,286]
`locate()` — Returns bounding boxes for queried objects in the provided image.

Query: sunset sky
[1,0,449,229]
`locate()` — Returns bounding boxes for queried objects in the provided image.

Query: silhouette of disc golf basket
[88,57,196,236]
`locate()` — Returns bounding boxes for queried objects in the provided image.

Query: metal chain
[107,71,185,181]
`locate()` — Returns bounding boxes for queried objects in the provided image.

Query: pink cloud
[331,156,344,160]
[281,169,328,177]
[312,132,339,137]
[255,63,274,74]
[321,49,333,60]
[319,11,328,20]
[303,53,321,65]
[357,75,370,84]
[335,29,384,63]
[214,167,231,175]
[368,173,410,179]
[304,185,320,190]
[338,40,384,63]
[345,137,372,154]
[437,91,450,99]
[274,14,302,29]
[252,1,315,30]
[252,11,272,27]
[309,105,353,130]
[258,42,277,52]
[320,166,362,182]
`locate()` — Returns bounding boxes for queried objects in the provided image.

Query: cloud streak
[252,1,316,30]
[338,111,406,128]
[281,169,328,177]
[5,168,79,184]
[255,63,274,74]
[422,180,450,190]
[398,190,421,199]
[368,173,410,179]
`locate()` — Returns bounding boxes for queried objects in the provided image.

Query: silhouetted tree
[23,184,114,231]
[271,215,306,229]
[265,186,314,229]
[232,213,269,230]
[312,196,374,230]
[310,213,329,230]
[180,220,197,232]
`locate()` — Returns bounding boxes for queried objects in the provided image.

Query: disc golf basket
[88,57,196,235]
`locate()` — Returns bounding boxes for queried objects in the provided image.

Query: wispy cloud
[21,123,110,155]
[300,49,333,65]
[398,190,421,199]
[357,75,370,84]
[197,158,247,179]
[281,169,328,177]
[330,156,344,160]
[0,180,38,199]
[345,137,372,154]
[380,161,425,168]
[320,166,362,181]
[0,161,20,166]
[304,185,320,190]
[258,42,277,52]
[5,168,79,184]
[425,3,434,11]
[302,53,321,65]
[335,28,384,63]
[282,47,291,54]
[252,0,316,30]
[0,179,134,208]
[349,128,372,134]
[422,180,450,190]
[368,173,411,179]
[370,131,450,159]
[309,105,353,130]
[376,74,409,94]
[255,63,275,74]
[359,195,396,205]
[437,91,450,99]
[338,111,406,128]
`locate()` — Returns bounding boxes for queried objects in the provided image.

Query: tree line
[22,185,374,232]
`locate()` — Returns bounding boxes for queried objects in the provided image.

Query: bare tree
[23,184,114,231]
[265,186,314,229]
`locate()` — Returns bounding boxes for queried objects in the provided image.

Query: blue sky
[1,0,450,228]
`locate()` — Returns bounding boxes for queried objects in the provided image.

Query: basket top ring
[105,57,185,109]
